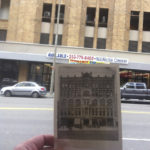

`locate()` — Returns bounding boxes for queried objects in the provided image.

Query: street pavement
[1,96,150,150]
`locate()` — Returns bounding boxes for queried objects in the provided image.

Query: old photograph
[54,64,122,150]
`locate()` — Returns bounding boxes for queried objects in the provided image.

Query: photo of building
[1,0,150,90]
[55,64,121,141]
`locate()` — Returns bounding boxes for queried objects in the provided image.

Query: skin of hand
[14,134,54,150]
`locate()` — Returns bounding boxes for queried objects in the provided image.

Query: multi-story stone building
[1,0,150,89]
[58,73,117,129]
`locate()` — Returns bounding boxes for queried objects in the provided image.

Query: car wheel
[32,92,39,98]
[4,91,11,97]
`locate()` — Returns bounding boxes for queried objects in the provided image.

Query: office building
[1,0,150,89]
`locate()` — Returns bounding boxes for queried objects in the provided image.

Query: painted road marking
[122,110,150,114]
[0,107,53,111]
[123,138,150,142]
[0,107,150,115]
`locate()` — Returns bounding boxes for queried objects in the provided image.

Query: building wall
[18,62,29,82]
[1,0,150,51]
[0,20,8,30]
[7,0,43,43]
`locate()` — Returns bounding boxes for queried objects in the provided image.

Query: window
[84,37,93,48]
[0,30,7,41]
[53,34,62,45]
[0,60,18,83]
[15,83,25,87]
[99,8,109,27]
[0,0,10,20]
[143,12,150,31]
[97,38,106,49]
[55,5,65,24]
[128,41,138,52]
[130,11,139,30]
[24,83,35,87]
[42,3,52,22]
[142,42,150,53]
[136,84,145,89]
[75,99,81,106]
[126,83,135,89]
[86,7,96,26]
[40,33,49,44]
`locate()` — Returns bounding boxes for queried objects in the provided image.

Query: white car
[0,81,47,98]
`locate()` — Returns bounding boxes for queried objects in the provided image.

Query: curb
[45,92,54,98]
[121,99,150,104]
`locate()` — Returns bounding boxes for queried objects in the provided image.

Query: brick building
[1,0,150,89]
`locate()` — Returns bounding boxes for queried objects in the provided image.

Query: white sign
[47,52,128,65]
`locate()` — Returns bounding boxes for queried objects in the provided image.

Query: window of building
[130,11,139,30]
[0,0,10,20]
[0,30,7,41]
[97,38,106,49]
[128,41,138,52]
[98,8,109,27]
[55,5,65,24]
[0,60,18,86]
[40,33,49,44]
[86,7,96,26]
[28,63,52,90]
[143,12,150,31]
[53,34,62,45]
[42,3,52,22]
[142,42,150,53]
[84,37,93,48]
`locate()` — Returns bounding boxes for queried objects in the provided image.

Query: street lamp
[50,0,61,96]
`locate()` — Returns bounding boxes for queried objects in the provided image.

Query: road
[0,96,54,150]
[122,103,150,150]
[1,96,150,150]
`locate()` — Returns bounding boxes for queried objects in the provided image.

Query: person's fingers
[28,135,54,149]
[43,135,54,147]
[14,135,54,150]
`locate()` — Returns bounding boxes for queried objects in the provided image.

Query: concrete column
[18,62,29,82]
[138,1,143,52]
[106,0,115,50]
[62,0,70,46]
[93,0,100,49]
[107,0,129,51]
[78,0,87,47]
[62,0,85,47]
[49,0,56,44]
[124,0,131,51]
[6,0,20,41]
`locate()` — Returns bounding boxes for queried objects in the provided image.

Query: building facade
[58,73,117,130]
[1,0,150,89]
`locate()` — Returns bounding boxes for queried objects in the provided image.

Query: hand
[14,134,54,150]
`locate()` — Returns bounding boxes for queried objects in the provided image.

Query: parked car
[120,82,150,100]
[0,78,17,89]
[0,81,47,98]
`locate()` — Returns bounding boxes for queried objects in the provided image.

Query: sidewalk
[46,92,54,98]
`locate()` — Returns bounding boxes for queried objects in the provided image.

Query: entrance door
[28,63,52,90]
